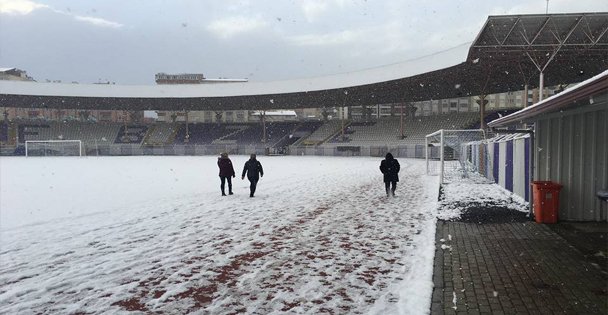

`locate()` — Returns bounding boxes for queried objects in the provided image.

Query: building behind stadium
[1,68,560,124]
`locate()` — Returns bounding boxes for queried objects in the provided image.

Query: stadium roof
[468,12,608,85]
[0,12,606,111]
[469,13,608,58]
[488,69,608,127]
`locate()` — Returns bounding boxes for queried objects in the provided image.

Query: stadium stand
[331,120,391,144]
[211,124,250,144]
[401,113,479,144]
[115,125,148,144]
[221,122,298,146]
[18,123,50,142]
[1,122,17,146]
[299,120,345,145]
[17,122,121,145]
[5,111,483,156]
[265,122,299,146]
[0,122,8,142]
[173,123,227,144]
[274,121,323,147]
[143,123,179,145]
[311,113,480,145]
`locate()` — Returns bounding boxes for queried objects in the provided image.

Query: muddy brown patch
[111,297,148,312]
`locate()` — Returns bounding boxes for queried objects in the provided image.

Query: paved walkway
[431,218,608,314]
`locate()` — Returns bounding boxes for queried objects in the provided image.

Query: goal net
[425,129,486,183]
[25,140,83,157]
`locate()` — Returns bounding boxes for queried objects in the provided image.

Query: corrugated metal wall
[534,99,608,221]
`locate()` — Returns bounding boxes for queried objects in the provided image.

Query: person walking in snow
[241,154,264,197]
[380,152,400,197]
[218,152,235,196]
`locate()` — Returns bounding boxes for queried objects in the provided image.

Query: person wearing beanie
[380,152,400,197]
[217,152,235,196]
[241,154,264,197]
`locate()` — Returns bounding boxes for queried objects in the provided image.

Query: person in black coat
[241,154,264,197]
[380,152,400,197]
[217,152,235,196]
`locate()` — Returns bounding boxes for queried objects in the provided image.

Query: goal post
[425,129,486,183]
[25,140,83,157]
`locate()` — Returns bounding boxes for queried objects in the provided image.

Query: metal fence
[289,144,436,158]
[464,134,531,202]
[1,143,440,159]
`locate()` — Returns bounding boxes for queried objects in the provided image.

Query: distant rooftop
[155,73,247,84]
[0,67,34,81]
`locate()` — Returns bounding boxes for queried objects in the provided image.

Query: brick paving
[431,219,608,315]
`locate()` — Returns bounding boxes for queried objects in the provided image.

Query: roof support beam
[489,23,504,45]
[528,17,551,48]
[557,15,585,47]
[581,16,597,43]
[527,15,585,74]
[525,51,543,72]
[592,24,608,46]
[539,15,585,74]
[501,18,520,45]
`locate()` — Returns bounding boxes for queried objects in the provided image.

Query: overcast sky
[1,0,606,85]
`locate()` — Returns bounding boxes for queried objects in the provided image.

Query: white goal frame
[425,129,486,183]
[25,140,83,157]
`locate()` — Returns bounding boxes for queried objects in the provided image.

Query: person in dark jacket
[217,152,235,196]
[380,152,400,197]
[241,154,264,197]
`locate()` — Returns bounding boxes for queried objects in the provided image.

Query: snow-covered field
[0,156,439,314]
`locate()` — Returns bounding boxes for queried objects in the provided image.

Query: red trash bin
[531,181,562,223]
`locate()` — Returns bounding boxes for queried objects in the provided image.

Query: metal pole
[341,108,345,138]
[184,111,189,143]
[539,72,544,102]
[425,136,429,174]
[400,103,404,139]
[124,110,128,130]
[523,84,529,108]
[477,95,487,130]
[262,111,267,143]
[440,129,445,184]
[341,91,348,140]
[529,127,536,218]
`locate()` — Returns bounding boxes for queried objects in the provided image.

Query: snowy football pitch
[1,156,439,314]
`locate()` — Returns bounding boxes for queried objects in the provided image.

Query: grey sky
[1,0,606,85]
